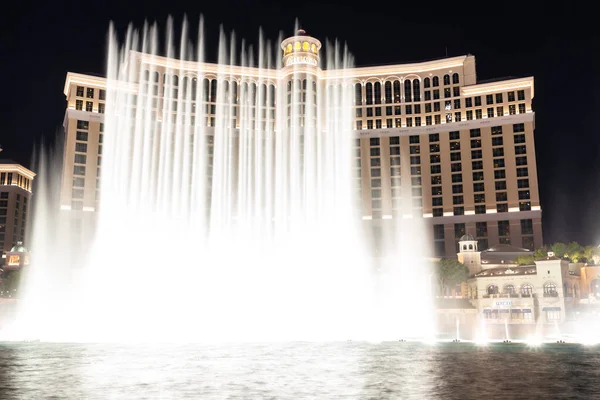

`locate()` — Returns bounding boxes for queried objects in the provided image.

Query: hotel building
[0,160,35,254]
[60,30,542,257]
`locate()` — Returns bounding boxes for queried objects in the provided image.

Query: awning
[523,309,532,313]
[483,309,491,313]
[511,309,522,313]
[499,309,510,313]
[543,307,561,311]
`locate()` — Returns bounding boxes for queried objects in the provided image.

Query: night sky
[1,2,597,245]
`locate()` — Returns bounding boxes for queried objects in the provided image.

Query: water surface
[0,341,597,399]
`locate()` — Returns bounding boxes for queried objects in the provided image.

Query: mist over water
[8,17,435,343]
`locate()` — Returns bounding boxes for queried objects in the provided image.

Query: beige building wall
[0,164,35,253]
[61,37,542,258]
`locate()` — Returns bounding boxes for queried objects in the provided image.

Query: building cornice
[64,72,107,97]
[462,77,534,98]
[353,112,535,138]
[133,51,281,81]
[322,56,471,79]
[0,164,36,179]
[66,109,105,122]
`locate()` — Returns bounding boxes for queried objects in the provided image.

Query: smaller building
[453,236,581,339]
[3,241,30,271]
[0,158,35,256]
[0,242,29,299]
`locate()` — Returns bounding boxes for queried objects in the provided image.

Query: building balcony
[480,293,534,299]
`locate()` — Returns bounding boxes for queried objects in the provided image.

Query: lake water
[0,341,598,399]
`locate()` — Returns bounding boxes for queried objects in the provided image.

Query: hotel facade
[60,30,542,257]
[0,160,35,255]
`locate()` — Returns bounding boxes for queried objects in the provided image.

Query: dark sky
[1,2,598,245]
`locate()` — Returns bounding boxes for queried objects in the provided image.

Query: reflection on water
[0,342,599,399]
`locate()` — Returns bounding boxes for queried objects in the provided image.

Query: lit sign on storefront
[8,255,20,266]
[285,56,318,67]
[495,300,512,307]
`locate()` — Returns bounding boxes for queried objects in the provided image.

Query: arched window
[452,73,460,84]
[287,80,293,92]
[202,79,210,101]
[374,82,382,104]
[222,80,229,102]
[393,80,401,103]
[143,70,150,82]
[487,285,499,295]
[384,81,392,104]
[432,76,439,87]
[423,77,430,88]
[404,80,412,102]
[249,82,257,105]
[521,284,533,296]
[190,77,198,99]
[260,83,267,106]
[443,74,450,85]
[269,84,276,107]
[413,79,421,101]
[210,80,218,102]
[182,77,189,97]
[365,82,373,105]
[172,75,179,87]
[354,83,362,105]
[463,245,467,250]
[153,71,160,83]
[468,244,473,250]
[231,81,238,104]
[241,82,248,104]
[504,284,515,295]
[543,282,557,297]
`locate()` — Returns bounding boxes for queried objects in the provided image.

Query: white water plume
[8,17,436,343]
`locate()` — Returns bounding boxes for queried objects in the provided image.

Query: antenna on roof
[0,144,3,153]
[445,46,448,57]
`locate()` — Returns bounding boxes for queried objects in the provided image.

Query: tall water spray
[11,17,435,343]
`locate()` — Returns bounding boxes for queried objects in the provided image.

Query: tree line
[515,242,600,266]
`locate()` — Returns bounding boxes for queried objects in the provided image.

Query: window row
[75,86,106,100]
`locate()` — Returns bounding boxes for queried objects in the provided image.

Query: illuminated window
[384,81,392,104]
[374,82,382,104]
[413,80,421,101]
[393,80,401,103]
[404,80,412,102]
[366,83,373,105]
